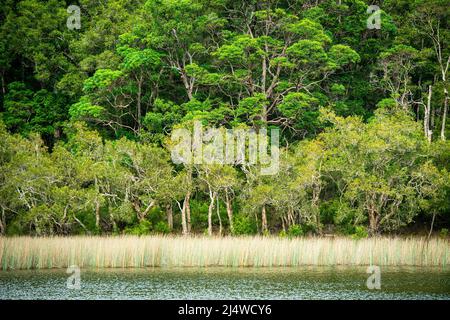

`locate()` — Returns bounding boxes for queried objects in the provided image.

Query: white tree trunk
[424,85,433,143]
[208,190,216,236]
[225,190,234,234]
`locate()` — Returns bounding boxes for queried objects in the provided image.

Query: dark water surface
[0,266,449,300]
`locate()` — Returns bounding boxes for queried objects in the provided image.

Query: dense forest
[0,0,449,237]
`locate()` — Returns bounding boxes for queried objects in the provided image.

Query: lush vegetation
[1,236,448,269]
[0,0,449,238]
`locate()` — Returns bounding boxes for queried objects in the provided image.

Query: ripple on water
[0,266,449,300]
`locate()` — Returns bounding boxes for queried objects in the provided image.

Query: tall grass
[0,236,448,270]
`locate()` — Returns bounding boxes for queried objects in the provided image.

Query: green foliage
[124,221,152,236]
[232,215,257,236]
[3,82,68,138]
[154,221,170,235]
[278,230,287,238]
[320,200,340,225]
[0,0,449,237]
[351,226,369,240]
[287,225,304,238]
[320,108,437,235]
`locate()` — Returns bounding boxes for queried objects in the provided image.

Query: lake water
[0,266,449,300]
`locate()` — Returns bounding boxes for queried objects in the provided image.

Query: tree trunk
[166,203,173,231]
[216,196,222,236]
[109,209,117,232]
[208,191,216,236]
[428,212,436,240]
[73,214,89,234]
[261,205,268,234]
[133,200,142,221]
[185,191,191,234]
[225,190,234,234]
[441,88,448,141]
[368,206,378,237]
[254,211,260,234]
[424,85,433,143]
[431,101,435,129]
[180,71,194,100]
[287,208,295,227]
[181,195,188,236]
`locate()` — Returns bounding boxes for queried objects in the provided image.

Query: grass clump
[0,236,448,270]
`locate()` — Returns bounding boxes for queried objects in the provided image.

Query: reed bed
[0,236,448,270]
